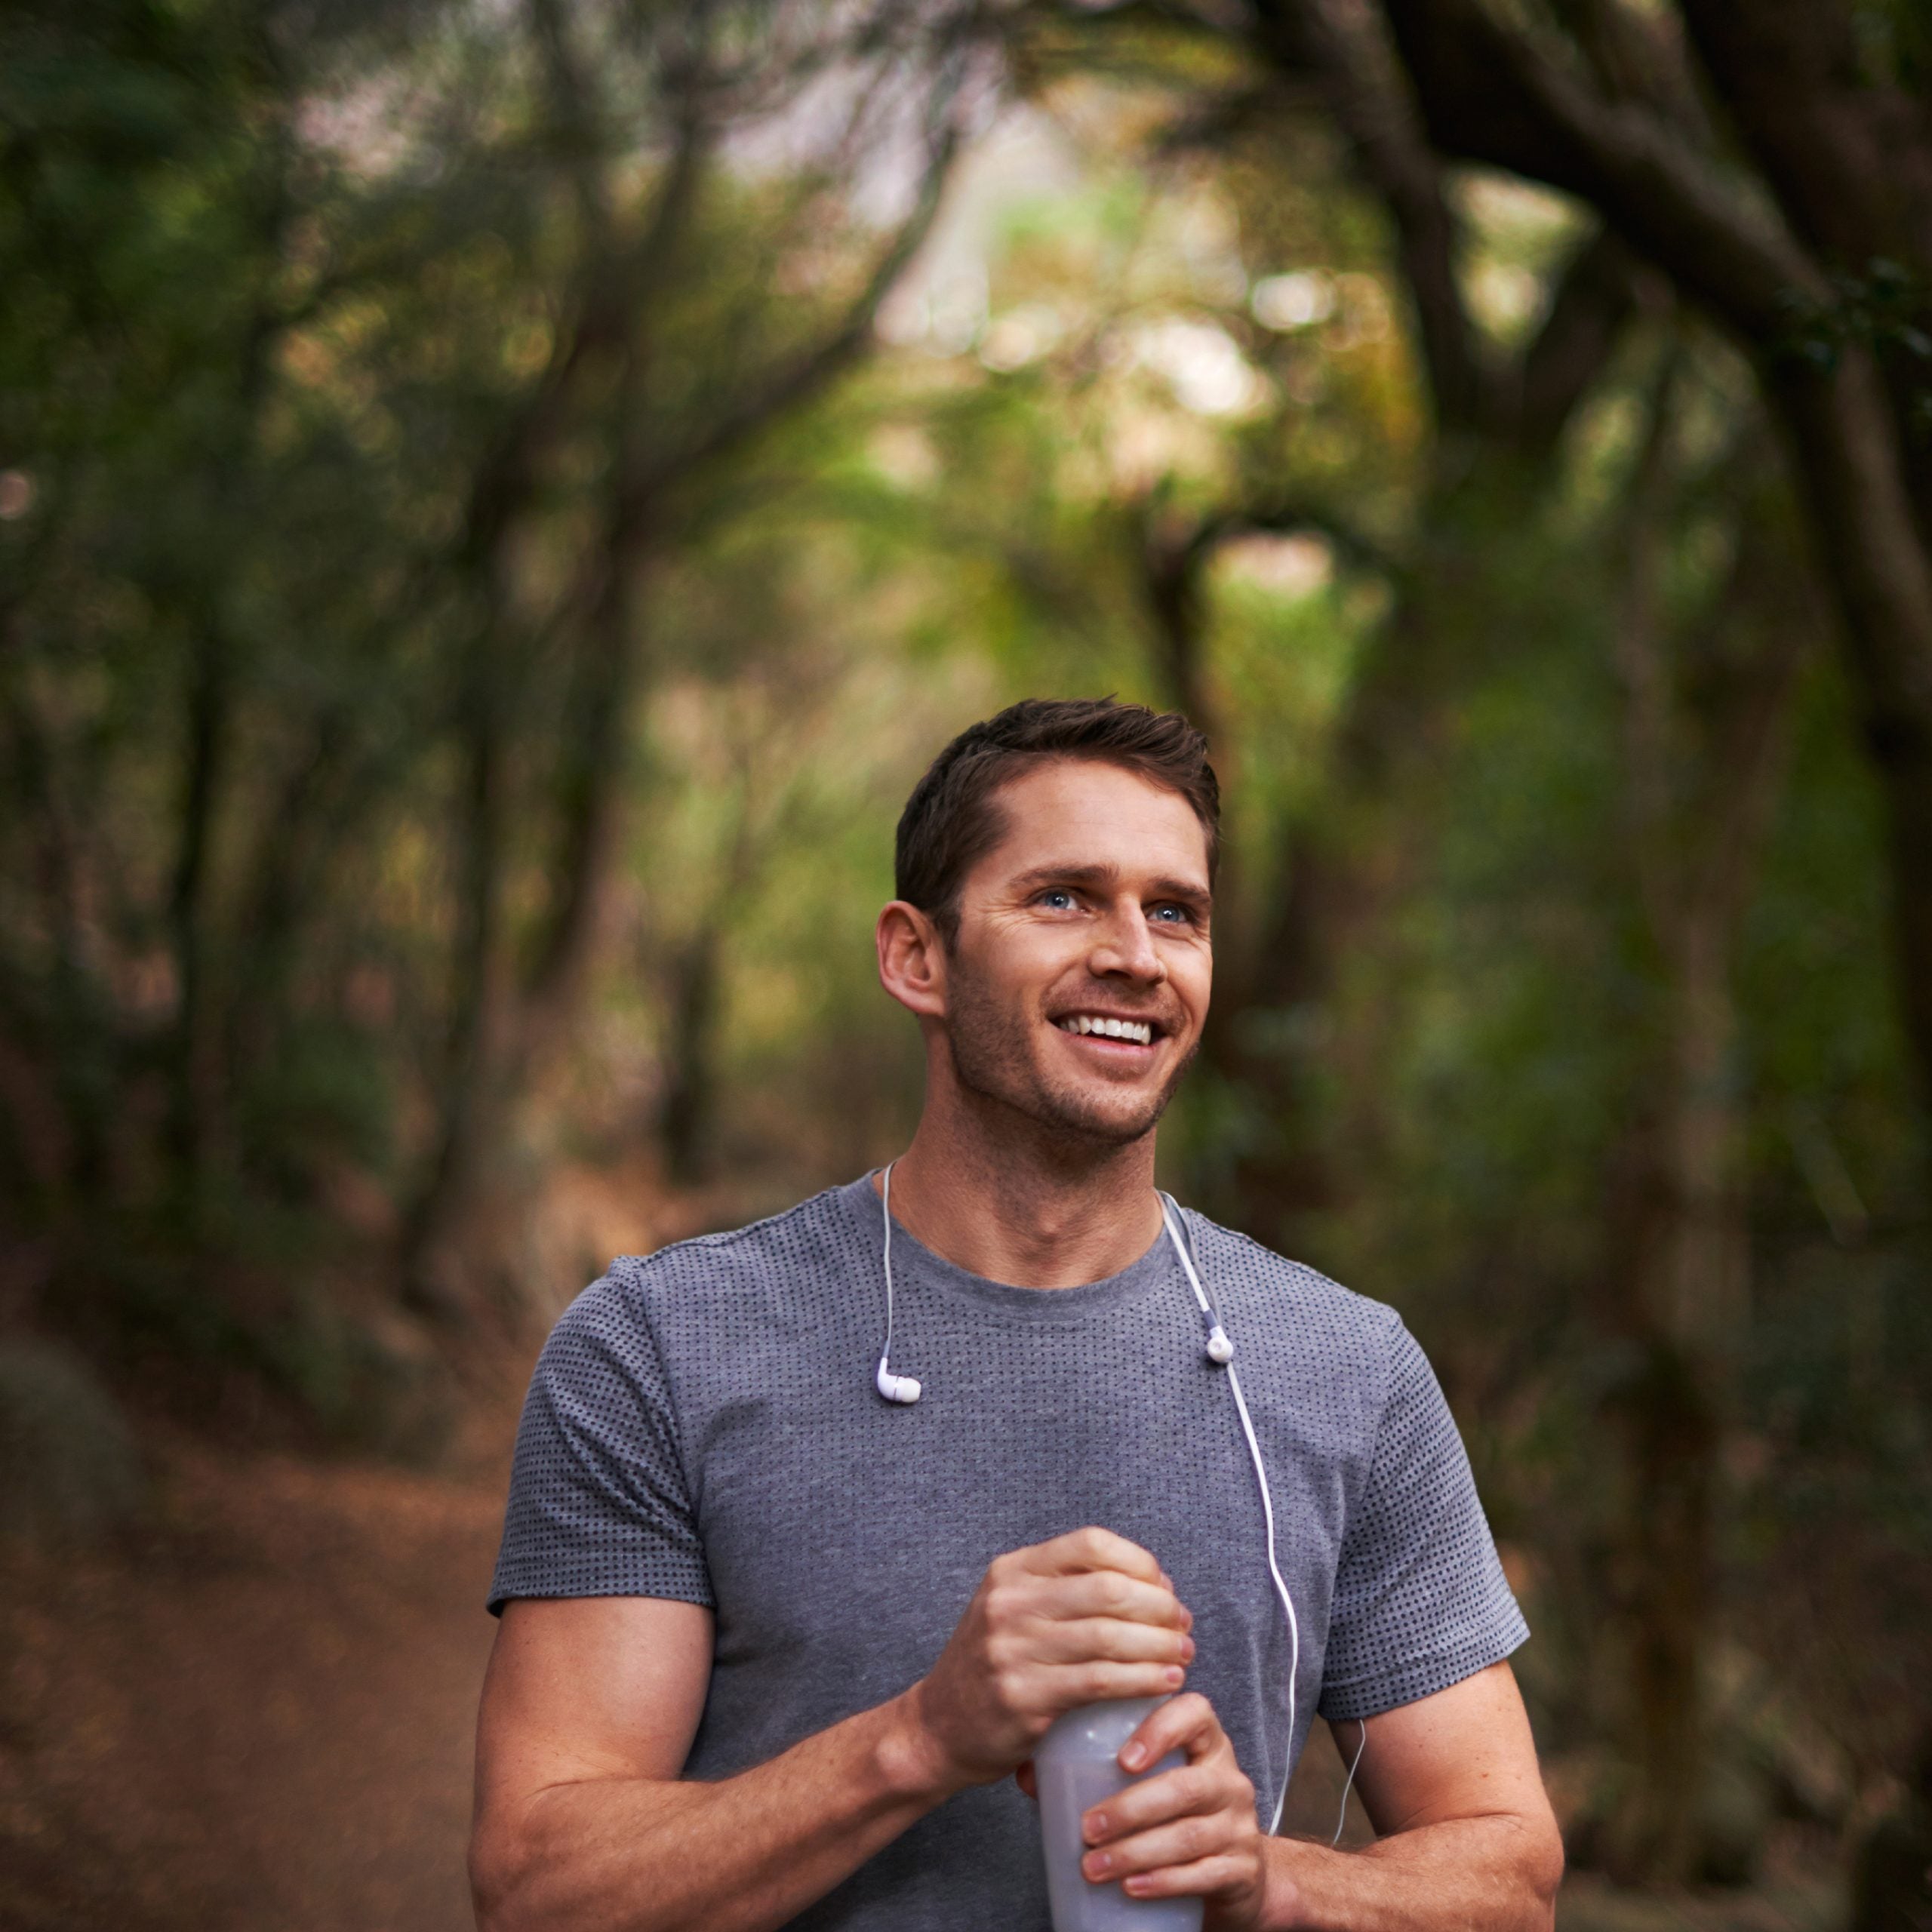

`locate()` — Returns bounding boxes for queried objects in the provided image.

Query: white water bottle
[1035,1698,1204,1932]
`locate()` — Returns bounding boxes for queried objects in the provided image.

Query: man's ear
[877,900,947,1021]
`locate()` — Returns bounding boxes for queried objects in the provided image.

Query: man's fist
[902,1527,1195,1791]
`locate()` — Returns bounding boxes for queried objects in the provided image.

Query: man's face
[937,758,1214,1147]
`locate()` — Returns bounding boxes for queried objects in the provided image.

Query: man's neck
[872,1101,1165,1290]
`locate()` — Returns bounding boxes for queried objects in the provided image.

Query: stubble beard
[942,961,1195,1150]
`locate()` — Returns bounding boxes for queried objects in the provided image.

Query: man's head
[878,697,1218,1151]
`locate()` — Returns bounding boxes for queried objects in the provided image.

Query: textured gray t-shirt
[490,1177,1527,1930]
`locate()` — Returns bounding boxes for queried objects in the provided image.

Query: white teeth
[1057,1015,1155,1044]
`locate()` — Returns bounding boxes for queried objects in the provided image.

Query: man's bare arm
[470,1596,949,1932]
[1048,1659,1558,1932]
[469,1527,1197,1932]
[1265,1663,1563,1932]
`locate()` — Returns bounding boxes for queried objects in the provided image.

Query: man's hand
[1043,1691,1272,1931]
[900,1526,1195,1790]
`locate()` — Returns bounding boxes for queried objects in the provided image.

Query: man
[471,697,1563,1932]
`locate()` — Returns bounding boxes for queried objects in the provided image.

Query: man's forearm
[1262,1814,1563,1932]
[473,1688,958,1932]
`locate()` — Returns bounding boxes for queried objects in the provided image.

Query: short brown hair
[894,697,1220,940]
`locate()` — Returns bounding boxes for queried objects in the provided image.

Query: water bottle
[1034,1697,1204,1932]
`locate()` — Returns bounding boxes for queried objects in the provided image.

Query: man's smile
[1050,1011,1166,1051]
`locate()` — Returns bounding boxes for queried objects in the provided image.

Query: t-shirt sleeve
[1316,1314,1527,1721]
[488,1270,714,1615]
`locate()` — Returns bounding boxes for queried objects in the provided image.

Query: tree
[0,0,977,1334]
[1027,0,1647,1245]
[1275,0,1932,1153]
[394,0,974,1312]
[1596,341,1818,1878]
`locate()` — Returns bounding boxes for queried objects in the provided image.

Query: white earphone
[1159,1193,1300,1836]
[874,1164,922,1404]
[870,1164,1301,1833]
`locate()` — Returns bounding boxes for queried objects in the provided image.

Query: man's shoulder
[1180,1208,1404,1360]
[558,1179,863,1333]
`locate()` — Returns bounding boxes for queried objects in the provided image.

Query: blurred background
[3,1,1930,1927]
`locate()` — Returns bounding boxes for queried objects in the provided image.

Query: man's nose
[1088,905,1166,983]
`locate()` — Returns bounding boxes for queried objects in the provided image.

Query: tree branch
[1252,0,1492,429]
[1188,496,1397,577]
[641,78,967,492]
[1140,486,1393,733]
[1513,224,1645,455]
[1675,0,1932,279]
[1377,0,1824,340]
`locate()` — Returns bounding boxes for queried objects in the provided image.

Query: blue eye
[1038,888,1077,911]
[1152,903,1190,924]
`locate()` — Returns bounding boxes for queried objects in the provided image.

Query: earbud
[874,1164,922,1405]
[1205,1324,1234,1365]
[875,1358,922,1404]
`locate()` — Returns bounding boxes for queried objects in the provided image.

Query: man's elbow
[469,1806,540,1932]
[1515,1807,1566,1930]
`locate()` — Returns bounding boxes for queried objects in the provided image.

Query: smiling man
[471,698,1562,1932]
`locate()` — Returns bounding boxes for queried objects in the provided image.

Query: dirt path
[0,1436,508,1932]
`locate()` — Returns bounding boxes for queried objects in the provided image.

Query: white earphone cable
[1333,1718,1367,1846]
[880,1161,899,1367]
[1161,1200,1300,1838]
[1224,1358,1300,1838]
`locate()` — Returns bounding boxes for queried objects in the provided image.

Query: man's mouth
[1053,1013,1159,1046]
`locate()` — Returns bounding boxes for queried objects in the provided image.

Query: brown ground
[0,1428,509,1932]
[0,1383,1844,1932]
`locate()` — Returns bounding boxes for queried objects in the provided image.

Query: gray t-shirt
[490,1177,1527,1930]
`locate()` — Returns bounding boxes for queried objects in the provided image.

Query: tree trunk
[657,924,722,1188]
[393,26,959,1312]
[1603,376,1811,1878]
[161,141,288,1220]
[1765,355,1932,1134]
[163,620,232,1214]
[1611,910,1746,1882]
[1186,447,1595,1251]
[398,626,516,1315]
